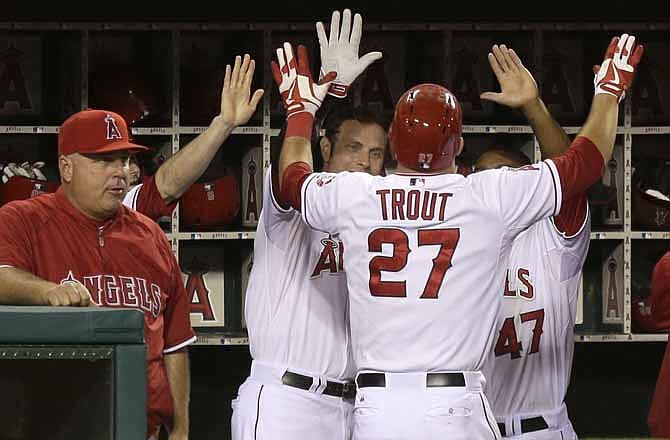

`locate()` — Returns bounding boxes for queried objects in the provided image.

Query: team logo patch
[105,114,123,140]
[316,175,336,187]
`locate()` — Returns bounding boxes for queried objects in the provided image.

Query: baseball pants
[495,403,577,440]
[231,361,354,440]
[352,370,501,440]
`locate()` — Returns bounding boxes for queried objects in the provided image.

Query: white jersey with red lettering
[481,197,590,440]
[231,168,355,440]
[297,162,563,440]
[300,162,562,374]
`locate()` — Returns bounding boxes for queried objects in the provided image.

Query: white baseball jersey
[298,161,563,373]
[244,169,354,380]
[122,175,175,221]
[482,197,590,418]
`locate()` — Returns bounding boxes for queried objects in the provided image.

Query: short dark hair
[272,101,392,173]
[312,102,392,171]
[321,104,391,147]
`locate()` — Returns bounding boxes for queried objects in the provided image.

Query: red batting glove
[271,42,336,139]
[593,33,644,103]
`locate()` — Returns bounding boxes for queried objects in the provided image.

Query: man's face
[322,120,387,175]
[61,151,132,220]
[128,156,142,185]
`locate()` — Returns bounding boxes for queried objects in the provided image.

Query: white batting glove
[594,33,644,103]
[316,9,382,98]
[20,161,37,179]
[271,42,335,119]
[3,164,15,181]
[32,162,47,181]
[6,163,29,179]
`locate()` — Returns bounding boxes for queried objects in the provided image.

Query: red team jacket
[0,186,195,437]
[649,251,670,438]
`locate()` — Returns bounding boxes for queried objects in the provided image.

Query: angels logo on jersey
[311,234,345,278]
[60,269,163,318]
[316,175,336,187]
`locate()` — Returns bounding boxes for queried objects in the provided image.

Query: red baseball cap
[58,109,149,156]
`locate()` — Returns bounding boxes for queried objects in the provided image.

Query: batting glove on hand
[32,161,47,181]
[271,42,335,119]
[316,9,382,98]
[6,162,30,179]
[594,33,644,103]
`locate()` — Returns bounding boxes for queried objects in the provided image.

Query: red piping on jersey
[552,193,589,238]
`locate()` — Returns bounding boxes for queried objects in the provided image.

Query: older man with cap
[0,108,196,440]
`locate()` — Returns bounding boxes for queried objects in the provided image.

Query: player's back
[482,209,590,419]
[244,169,354,380]
[300,163,561,373]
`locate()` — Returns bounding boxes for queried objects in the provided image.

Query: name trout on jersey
[376,189,453,221]
[61,270,162,317]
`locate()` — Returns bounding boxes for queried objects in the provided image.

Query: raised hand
[594,33,644,102]
[220,54,265,128]
[316,9,382,98]
[480,45,538,109]
[271,42,336,119]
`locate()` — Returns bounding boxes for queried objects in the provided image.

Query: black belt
[356,372,466,388]
[281,371,356,399]
[497,416,549,437]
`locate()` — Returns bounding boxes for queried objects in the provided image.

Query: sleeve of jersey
[0,203,34,272]
[651,252,670,329]
[262,168,299,248]
[551,193,590,239]
[124,176,177,222]
[550,135,605,202]
[481,160,562,231]
[300,171,353,234]
[162,247,196,354]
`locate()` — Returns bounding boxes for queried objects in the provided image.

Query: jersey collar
[55,186,122,228]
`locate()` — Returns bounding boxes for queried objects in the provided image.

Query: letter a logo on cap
[105,114,123,140]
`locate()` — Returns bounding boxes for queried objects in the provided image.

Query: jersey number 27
[368,227,460,298]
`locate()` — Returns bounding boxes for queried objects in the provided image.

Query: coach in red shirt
[0,109,196,440]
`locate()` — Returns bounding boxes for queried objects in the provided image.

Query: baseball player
[0,109,196,440]
[275,34,642,439]
[648,250,670,438]
[123,53,264,221]
[476,45,589,439]
[231,10,383,440]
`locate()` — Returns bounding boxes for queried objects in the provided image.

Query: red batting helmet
[179,174,241,229]
[388,83,463,172]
